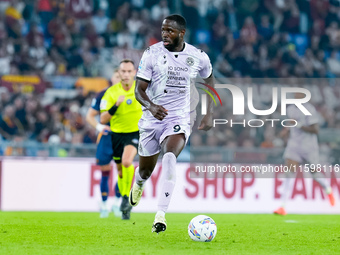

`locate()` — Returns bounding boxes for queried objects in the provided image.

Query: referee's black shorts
[111,131,139,164]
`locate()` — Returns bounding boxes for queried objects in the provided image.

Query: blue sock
[100,171,110,202]
[114,182,121,198]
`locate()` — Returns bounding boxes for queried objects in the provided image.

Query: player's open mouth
[163,40,170,46]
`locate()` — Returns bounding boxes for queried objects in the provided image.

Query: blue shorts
[96,132,114,166]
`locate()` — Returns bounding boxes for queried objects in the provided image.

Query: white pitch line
[285,220,298,223]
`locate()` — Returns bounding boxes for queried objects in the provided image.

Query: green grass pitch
[0,212,339,255]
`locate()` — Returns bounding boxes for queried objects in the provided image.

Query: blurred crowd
[1,0,340,156]
[1,80,340,158]
[0,88,98,156]
[211,0,340,78]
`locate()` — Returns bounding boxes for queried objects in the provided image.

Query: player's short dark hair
[120,59,135,66]
[164,14,186,30]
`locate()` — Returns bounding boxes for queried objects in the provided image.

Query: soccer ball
[188,215,217,242]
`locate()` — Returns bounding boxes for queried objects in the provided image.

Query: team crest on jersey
[186,57,194,66]
[126,99,132,105]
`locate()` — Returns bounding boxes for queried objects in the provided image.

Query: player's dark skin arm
[301,123,319,134]
[135,78,168,120]
[198,74,214,131]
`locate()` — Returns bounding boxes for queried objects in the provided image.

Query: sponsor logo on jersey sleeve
[91,98,96,107]
[100,99,107,110]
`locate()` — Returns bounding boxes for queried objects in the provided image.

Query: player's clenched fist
[116,95,125,106]
[149,104,168,120]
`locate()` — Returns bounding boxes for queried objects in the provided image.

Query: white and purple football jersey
[136,42,212,122]
[284,103,319,163]
[136,42,212,156]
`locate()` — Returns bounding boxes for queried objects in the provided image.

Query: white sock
[281,172,294,208]
[112,196,120,206]
[157,152,177,213]
[100,200,108,209]
[156,210,165,218]
[135,167,147,187]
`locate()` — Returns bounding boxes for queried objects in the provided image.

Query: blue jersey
[91,88,108,112]
[92,88,113,165]
[91,88,109,126]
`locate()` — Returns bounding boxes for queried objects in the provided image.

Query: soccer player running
[274,93,335,215]
[100,59,142,220]
[129,14,214,233]
[86,69,122,218]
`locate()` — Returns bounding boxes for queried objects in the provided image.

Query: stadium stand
[0,0,340,161]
